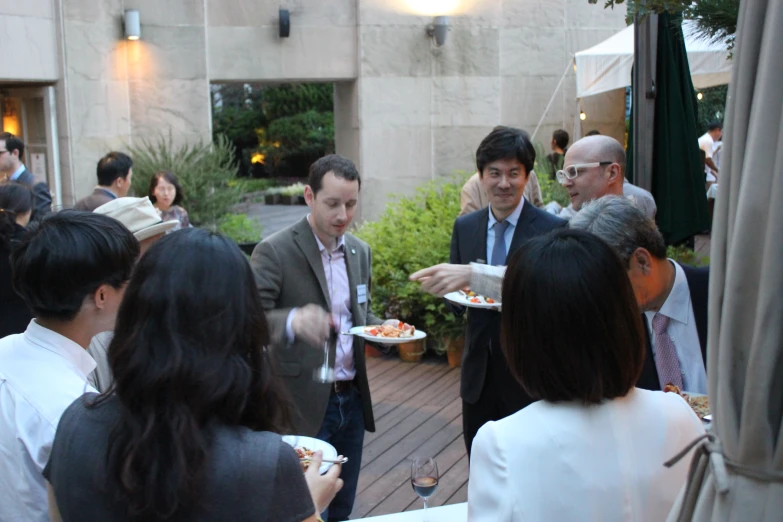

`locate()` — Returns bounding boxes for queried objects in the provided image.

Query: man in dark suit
[570,196,709,393]
[251,154,394,521]
[449,127,566,454]
[0,132,51,220]
[73,152,134,211]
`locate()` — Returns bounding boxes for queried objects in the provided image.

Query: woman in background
[148,170,190,231]
[45,229,342,521]
[0,182,34,337]
[468,229,704,521]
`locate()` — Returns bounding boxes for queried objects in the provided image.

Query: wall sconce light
[124,9,140,40]
[580,111,587,121]
[279,9,291,38]
[696,92,703,101]
[426,16,449,46]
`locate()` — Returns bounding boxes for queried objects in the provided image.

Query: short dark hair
[707,121,723,132]
[476,126,535,176]
[148,170,183,206]
[0,132,24,159]
[552,129,569,150]
[0,182,33,247]
[101,228,293,517]
[585,129,601,136]
[96,152,133,187]
[501,229,645,404]
[11,210,139,321]
[308,154,361,195]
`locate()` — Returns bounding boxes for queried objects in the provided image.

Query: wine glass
[410,457,439,521]
[313,329,335,383]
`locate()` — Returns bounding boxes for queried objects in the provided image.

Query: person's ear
[630,248,653,275]
[606,163,622,184]
[93,284,109,310]
[304,185,315,207]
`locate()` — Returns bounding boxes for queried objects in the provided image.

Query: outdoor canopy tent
[575,20,732,98]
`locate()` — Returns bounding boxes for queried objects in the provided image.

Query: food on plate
[363,322,416,338]
[663,383,710,419]
[458,288,496,304]
[295,446,315,471]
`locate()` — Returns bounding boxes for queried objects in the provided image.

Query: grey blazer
[16,168,52,220]
[251,217,382,435]
[73,187,116,212]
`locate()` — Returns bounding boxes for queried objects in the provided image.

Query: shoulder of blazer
[262,216,310,247]
[680,264,709,303]
[454,207,488,232]
[528,205,567,231]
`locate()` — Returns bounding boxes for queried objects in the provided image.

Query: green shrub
[129,134,240,230]
[280,182,306,197]
[355,176,469,352]
[534,143,570,207]
[667,245,709,267]
[217,213,264,244]
[229,178,278,193]
[265,110,334,161]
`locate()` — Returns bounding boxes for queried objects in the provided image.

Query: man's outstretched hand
[409,263,472,297]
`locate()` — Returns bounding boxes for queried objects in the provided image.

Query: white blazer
[468,388,705,521]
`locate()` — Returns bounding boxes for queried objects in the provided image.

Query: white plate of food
[663,384,711,421]
[282,435,338,475]
[444,289,502,310]
[348,323,426,344]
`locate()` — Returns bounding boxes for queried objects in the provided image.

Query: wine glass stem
[423,498,428,521]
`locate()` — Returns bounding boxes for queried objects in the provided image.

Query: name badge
[357,284,368,304]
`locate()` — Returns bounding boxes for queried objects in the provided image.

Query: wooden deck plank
[371,365,458,422]
[369,360,451,408]
[446,481,469,505]
[362,372,462,463]
[366,355,405,381]
[352,401,463,518]
[368,358,420,391]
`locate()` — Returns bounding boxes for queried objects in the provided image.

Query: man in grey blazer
[73,152,134,211]
[0,132,51,221]
[251,154,390,522]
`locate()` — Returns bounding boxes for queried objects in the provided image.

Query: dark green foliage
[696,85,728,135]
[262,83,334,121]
[217,213,264,244]
[266,110,335,160]
[128,134,240,230]
[354,177,469,349]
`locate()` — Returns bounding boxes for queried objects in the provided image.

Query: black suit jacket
[450,201,566,404]
[637,264,709,390]
[16,168,52,221]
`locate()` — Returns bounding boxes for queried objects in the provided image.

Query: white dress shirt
[698,132,718,182]
[486,197,525,264]
[0,320,97,522]
[645,260,708,394]
[468,388,705,522]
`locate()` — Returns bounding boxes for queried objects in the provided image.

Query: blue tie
[491,221,511,266]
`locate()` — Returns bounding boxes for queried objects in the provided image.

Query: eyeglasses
[555,161,614,184]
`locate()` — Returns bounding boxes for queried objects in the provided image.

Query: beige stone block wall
[0,12,58,81]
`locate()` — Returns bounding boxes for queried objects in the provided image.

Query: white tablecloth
[353,502,468,521]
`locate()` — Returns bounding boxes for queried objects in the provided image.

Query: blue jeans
[315,385,365,521]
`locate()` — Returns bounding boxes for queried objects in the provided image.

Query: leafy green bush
[280,182,306,197]
[667,245,709,267]
[129,134,240,230]
[265,110,334,161]
[229,178,278,193]
[534,143,570,207]
[355,176,469,352]
[263,84,334,121]
[217,213,264,244]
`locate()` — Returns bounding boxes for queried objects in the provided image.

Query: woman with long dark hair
[148,170,191,231]
[44,229,342,521]
[0,181,34,337]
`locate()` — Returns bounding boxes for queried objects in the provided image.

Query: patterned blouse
[158,205,191,233]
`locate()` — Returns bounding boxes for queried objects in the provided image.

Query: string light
[696,92,703,100]
[580,112,587,121]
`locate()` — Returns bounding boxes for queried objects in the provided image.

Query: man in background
[0,132,51,220]
[545,129,569,179]
[698,121,722,183]
[74,152,134,211]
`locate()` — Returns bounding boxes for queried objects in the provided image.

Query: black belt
[333,380,353,394]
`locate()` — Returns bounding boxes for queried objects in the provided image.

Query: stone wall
[0,0,626,212]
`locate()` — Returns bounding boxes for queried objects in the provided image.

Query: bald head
[561,136,626,211]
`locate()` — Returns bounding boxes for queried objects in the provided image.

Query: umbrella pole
[632,12,659,192]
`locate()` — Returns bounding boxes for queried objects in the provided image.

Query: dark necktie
[491,220,511,266]
[652,313,683,389]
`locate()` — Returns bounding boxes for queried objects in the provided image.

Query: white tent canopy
[575,20,732,98]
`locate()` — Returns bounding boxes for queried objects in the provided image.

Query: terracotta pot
[398,340,425,363]
[364,343,383,358]
[445,336,465,368]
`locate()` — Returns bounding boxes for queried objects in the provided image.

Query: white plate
[282,435,338,475]
[348,326,427,344]
[443,291,502,310]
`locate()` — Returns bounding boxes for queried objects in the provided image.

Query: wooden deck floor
[351,356,468,519]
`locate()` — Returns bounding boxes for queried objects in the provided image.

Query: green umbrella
[628,12,710,245]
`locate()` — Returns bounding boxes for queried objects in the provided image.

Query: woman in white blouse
[468,229,704,522]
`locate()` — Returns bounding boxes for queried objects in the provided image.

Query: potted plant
[355,174,469,364]
[217,213,264,255]
[279,182,305,205]
[430,316,467,368]
[264,187,282,205]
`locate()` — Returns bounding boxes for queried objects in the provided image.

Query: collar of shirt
[10,164,26,181]
[24,320,97,379]
[95,186,118,198]
[646,260,691,326]
[307,214,346,254]
[487,196,525,232]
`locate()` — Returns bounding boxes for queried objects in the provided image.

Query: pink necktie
[652,313,683,389]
